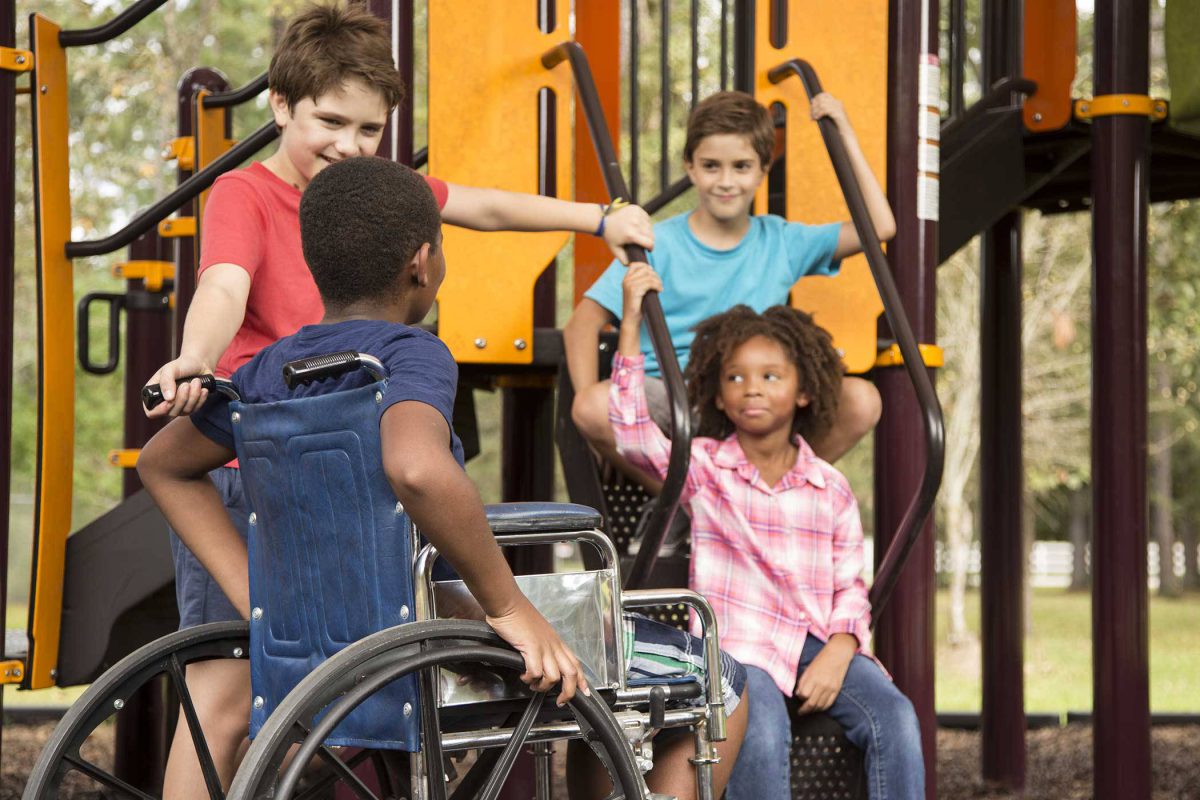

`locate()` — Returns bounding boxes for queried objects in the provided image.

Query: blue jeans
[726,637,925,800]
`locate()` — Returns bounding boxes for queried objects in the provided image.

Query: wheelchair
[25,352,729,800]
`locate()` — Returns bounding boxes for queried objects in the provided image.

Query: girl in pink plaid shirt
[609,264,924,800]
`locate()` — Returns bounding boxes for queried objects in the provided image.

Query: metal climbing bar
[768,59,945,617]
[57,0,169,48]
[542,41,692,591]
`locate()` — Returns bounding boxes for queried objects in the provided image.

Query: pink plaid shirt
[609,353,873,694]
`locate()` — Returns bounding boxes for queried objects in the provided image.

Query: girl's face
[715,335,809,437]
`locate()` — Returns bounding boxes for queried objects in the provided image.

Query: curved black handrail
[65,120,278,259]
[542,41,691,591]
[644,174,693,216]
[59,0,168,47]
[204,72,268,109]
[768,59,946,617]
[940,76,1037,140]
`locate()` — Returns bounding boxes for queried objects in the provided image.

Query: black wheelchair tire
[23,621,251,800]
[227,619,645,800]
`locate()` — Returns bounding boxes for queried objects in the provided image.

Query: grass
[935,587,1200,713]
[3,589,1196,713]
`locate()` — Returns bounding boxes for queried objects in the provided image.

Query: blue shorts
[170,466,250,629]
[624,613,745,714]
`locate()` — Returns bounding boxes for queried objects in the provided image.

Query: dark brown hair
[684,91,775,168]
[300,157,440,308]
[685,305,844,442]
[269,3,405,112]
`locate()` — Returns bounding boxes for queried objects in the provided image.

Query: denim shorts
[169,466,251,629]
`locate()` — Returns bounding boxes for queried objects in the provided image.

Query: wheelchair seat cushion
[485,502,602,533]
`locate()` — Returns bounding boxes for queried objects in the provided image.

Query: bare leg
[566,687,748,799]
[572,380,664,494]
[162,659,250,800]
[810,376,882,464]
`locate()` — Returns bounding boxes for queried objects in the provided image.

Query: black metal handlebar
[768,59,945,617]
[542,42,692,591]
[204,72,269,110]
[65,120,278,259]
[59,0,168,47]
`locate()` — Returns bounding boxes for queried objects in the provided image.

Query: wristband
[593,197,630,237]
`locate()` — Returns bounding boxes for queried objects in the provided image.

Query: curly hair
[269,3,405,112]
[299,157,441,309]
[685,305,844,442]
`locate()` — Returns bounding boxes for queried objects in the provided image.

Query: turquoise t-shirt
[584,211,842,376]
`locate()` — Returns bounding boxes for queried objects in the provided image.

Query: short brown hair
[684,91,775,168]
[269,3,405,112]
[685,305,844,442]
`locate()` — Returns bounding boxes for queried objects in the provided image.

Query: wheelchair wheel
[229,619,646,800]
[23,621,250,800]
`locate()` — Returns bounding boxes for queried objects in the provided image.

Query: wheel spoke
[477,691,548,800]
[167,653,226,800]
[310,746,382,800]
[419,665,449,800]
[62,754,157,800]
[292,747,374,800]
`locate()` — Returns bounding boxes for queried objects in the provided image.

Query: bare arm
[807,94,897,260]
[137,419,249,617]
[439,183,654,264]
[143,264,251,418]
[380,401,586,704]
[563,297,617,395]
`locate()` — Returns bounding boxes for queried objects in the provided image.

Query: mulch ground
[2,720,1197,798]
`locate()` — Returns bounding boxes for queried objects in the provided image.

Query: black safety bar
[941,76,1037,141]
[413,146,428,169]
[58,0,168,48]
[644,175,693,216]
[542,41,691,591]
[204,72,268,109]
[768,59,946,617]
[65,120,278,259]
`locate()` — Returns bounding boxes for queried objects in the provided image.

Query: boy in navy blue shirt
[138,157,747,797]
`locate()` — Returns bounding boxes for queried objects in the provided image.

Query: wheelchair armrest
[484,502,602,534]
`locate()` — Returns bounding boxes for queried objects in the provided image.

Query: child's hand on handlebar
[485,596,589,707]
[144,356,214,418]
[602,203,654,265]
[810,92,849,129]
[620,262,664,323]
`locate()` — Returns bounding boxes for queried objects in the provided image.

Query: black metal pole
[979,0,1026,790]
[878,1,940,795]
[1091,2,1151,798]
[0,0,18,763]
[57,0,168,47]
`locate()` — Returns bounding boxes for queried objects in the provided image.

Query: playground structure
[0,0,1196,798]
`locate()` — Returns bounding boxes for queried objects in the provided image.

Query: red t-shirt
[199,161,449,377]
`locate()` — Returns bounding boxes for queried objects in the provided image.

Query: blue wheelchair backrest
[232,371,421,750]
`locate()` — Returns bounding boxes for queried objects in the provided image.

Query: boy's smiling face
[268,77,389,189]
[684,133,769,227]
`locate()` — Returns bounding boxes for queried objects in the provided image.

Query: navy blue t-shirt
[192,319,464,466]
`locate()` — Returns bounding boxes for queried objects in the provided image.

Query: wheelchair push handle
[282,351,386,389]
[142,375,224,411]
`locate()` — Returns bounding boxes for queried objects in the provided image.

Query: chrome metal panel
[433,570,621,706]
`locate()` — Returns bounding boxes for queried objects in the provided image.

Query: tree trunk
[1152,363,1181,597]
[1068,486,1091,591]
[1178,514,1200,590]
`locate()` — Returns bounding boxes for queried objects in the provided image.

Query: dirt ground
[2,720,1198,798]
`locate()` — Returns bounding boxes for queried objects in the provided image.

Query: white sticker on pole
[917,54,940,222]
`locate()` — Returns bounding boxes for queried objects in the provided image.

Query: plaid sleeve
[609,353,703,501]
[826,486,872,652]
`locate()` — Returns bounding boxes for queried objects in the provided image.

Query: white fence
[862,541,1197,589]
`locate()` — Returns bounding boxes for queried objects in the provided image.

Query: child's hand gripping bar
[141,375,239,411]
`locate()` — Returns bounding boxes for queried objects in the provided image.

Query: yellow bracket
[1074,95,1168,122]
[163,136,195,170]
[158,217,196,238]
[874,343,944,369]
[0,47,33,72]
[114,259,175,292]
[0,660,25,685]
[108,449,140,469]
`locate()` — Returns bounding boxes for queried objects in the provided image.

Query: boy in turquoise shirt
[564,90,895,487]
